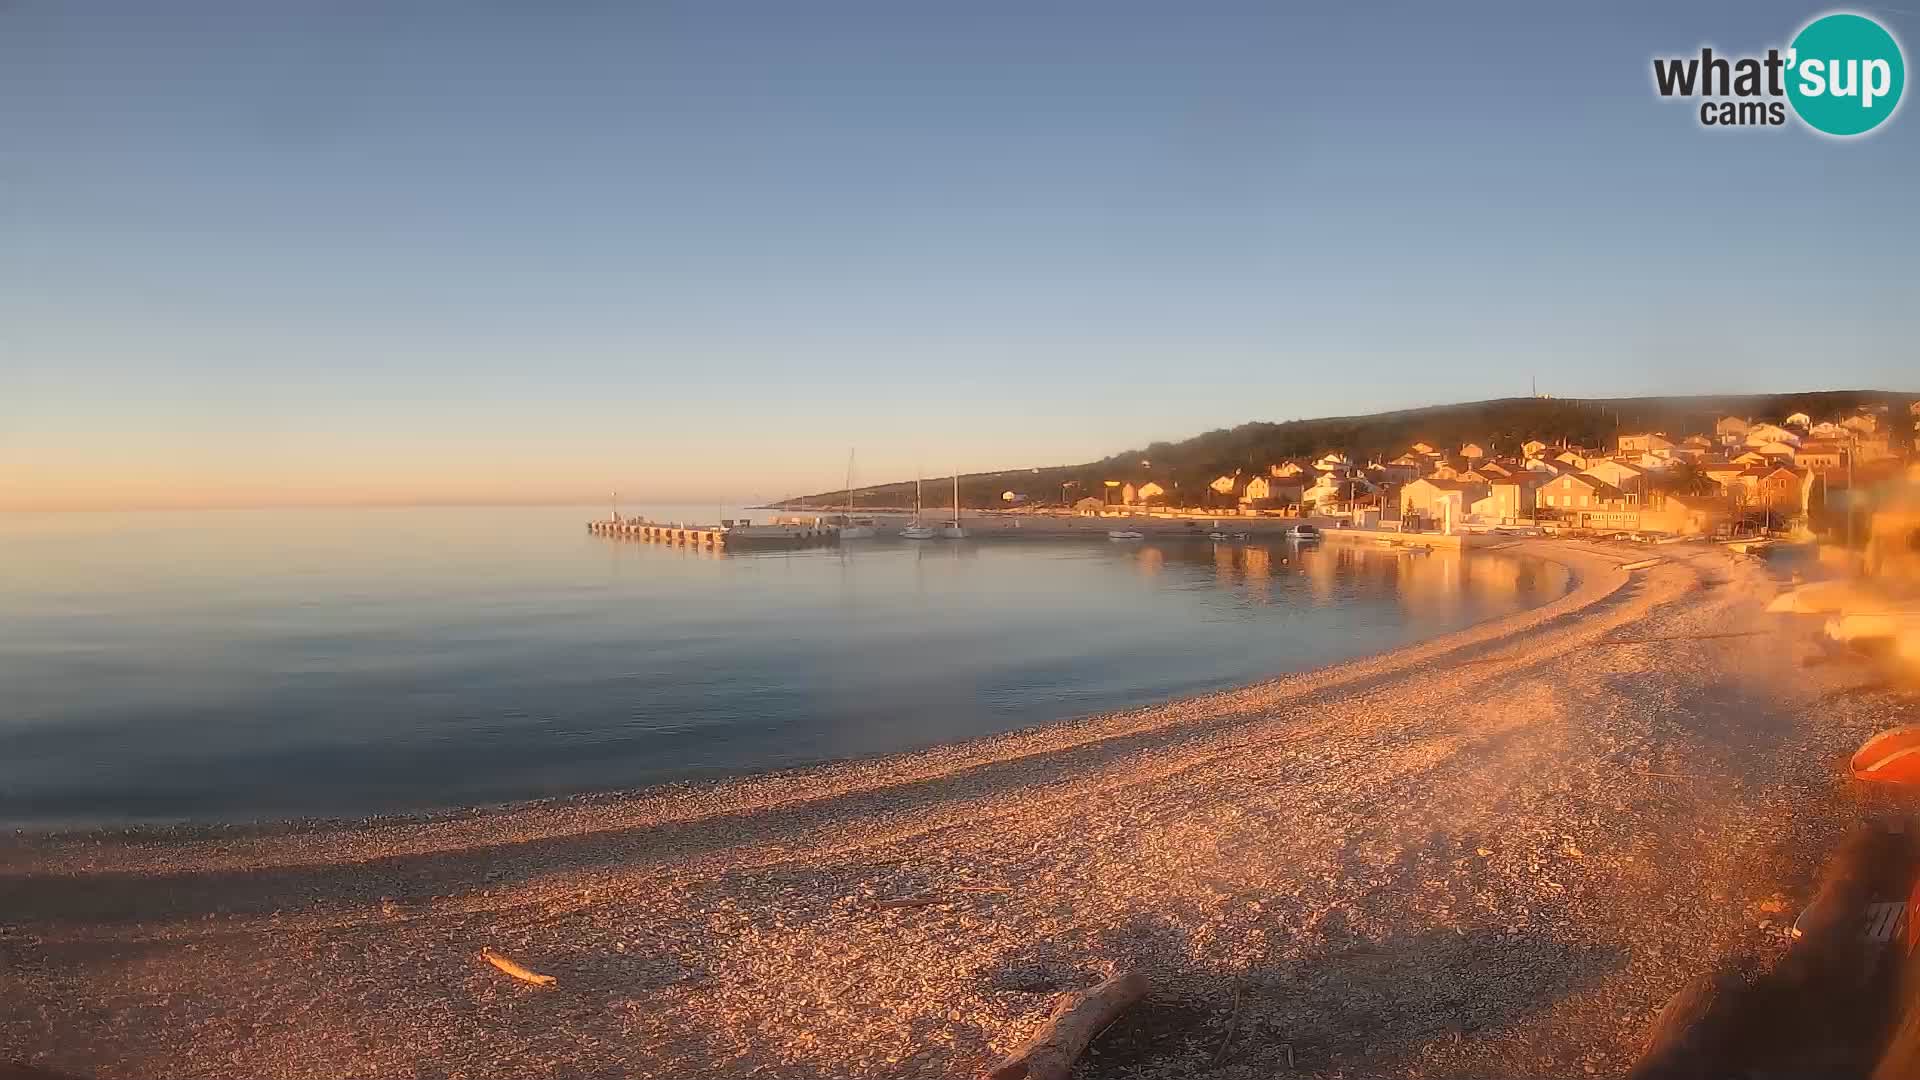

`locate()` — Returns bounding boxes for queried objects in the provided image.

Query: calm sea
[0,506,1569,826]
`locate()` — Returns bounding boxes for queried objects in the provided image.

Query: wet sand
[2,540,1906,1079]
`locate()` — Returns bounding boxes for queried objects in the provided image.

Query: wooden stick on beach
[985,970,1147,1080]
[480,948,556,987]
[1213,983,1246,1066]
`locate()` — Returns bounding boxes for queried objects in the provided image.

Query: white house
[1616,433,1676,455]
[1369,460,1421,484]
[1582,459,1646,490]
[1745,423,1801,447]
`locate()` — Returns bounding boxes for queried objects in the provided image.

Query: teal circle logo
[1786,12,1905,136]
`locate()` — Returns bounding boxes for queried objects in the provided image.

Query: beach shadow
[1063,926,1621,1078]
[1,1066,92,1080]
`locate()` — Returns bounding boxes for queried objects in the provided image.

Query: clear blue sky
[3,0,1915,508]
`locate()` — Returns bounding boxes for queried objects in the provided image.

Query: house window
[1581,495,1590,507]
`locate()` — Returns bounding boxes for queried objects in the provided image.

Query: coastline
[3,540,1591,863]
[2,540,1893,1079]
[2,532,1564,845]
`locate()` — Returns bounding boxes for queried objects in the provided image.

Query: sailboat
[939,470,967,538]
[836,451,875,539]
[901,473,936,539]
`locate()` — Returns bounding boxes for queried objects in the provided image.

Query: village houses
[1084,397,1911,537]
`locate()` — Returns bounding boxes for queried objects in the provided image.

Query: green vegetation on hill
[776,391,1914,510]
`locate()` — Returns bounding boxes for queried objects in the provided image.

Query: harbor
[587,508,1492,551]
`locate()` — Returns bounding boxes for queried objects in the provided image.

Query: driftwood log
[985,970,1147,1080]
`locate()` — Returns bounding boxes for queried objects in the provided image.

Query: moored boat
[836,451,875,538]
[938,471,967,539]
[902,474,935,539]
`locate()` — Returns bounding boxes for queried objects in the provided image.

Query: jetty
[587,517,838,550]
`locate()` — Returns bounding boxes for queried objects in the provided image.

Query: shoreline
[2,537,1573,846]
[3,540,1595,863]
[6,539,1894,1079]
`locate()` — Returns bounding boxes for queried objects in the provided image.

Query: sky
[3,0,1917,510]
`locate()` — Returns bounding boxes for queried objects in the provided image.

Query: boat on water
[1108,529,1146,540]
[901,474,936,539]
[835,450,875,539]
[1286,523,1323,541]
[727,520,838,547]
[938,470,966,538]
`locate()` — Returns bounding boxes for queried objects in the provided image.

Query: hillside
[774,391,1915,510]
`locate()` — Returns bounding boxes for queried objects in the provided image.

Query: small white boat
[836,451,875,538]
[1208,531,1230,540]
[1286,523,1323,541]
[902,474,935,539]
[938,471,967,539]
[1108,529,1146,540]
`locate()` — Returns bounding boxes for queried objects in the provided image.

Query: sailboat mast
[845,451,854,516]
[952,470,959,521]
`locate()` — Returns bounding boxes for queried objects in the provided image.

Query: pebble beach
[3,539,1911,1079]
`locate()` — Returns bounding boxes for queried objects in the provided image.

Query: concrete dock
[587,519,838,550]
